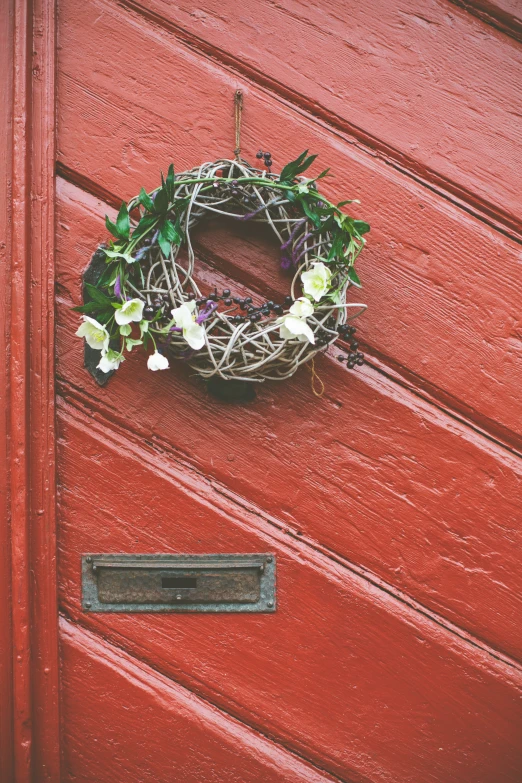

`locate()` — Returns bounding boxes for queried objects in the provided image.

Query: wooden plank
[0,0,14,777]
[10,1,34,778]
[56,180,522,664]
[55,0,522,445]
[56,407,522,783]
[60,619,339,783]
[28,0,61,777]
[130,0,522,237]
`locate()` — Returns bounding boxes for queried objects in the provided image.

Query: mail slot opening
[161,576,197,589]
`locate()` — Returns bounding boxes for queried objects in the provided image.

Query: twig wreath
[75,95,369,397]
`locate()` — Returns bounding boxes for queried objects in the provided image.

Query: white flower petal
[183,321,205,351]
[76,316,110,351]
[301,262,332,302]
[279,315,315,344]
[115,298,145,325]
[289,297,314,317]
[97,350,124,373]
[171,303,196,329]
[147,351,169,371]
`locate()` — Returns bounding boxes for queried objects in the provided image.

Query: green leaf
[119,323,132,336]
[353,220,370,236]
[153,187,168,215]
[132,213,159,240]
[84,283,111,305]
[103,249,135,264]
[72,301,109,314]
[327,233,344,261]
[138,187,155,212]
[116,202,130,240]
[316,168,331,180]
[162,218,182,245]
[347,266,361,286]
[126,337,143,351]
[157,228,172,258]
[165,163,175,201]
[105,215,121,239]
[300,199,321,229]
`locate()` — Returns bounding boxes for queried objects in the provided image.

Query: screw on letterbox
[85,602,91,609]
[266,557,273,563]
[86,557,92,563]
[176,594,182,601]
[267,601,274,608]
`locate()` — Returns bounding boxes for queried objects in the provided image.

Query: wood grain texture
[130,0,522,237]
[56,406,522,783]
[55,180,522,664]
[56,0,522,446]
[10,0,34,777]
[28,0,61,777]
[449,0,522,41]
[0,0,14,777]
[60,618,342,783]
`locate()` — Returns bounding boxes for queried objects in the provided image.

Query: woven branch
[125,158,366,383]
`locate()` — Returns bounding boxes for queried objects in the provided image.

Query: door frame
[1,0,60,779]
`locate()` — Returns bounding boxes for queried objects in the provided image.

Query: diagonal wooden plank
[56,181,522,663]
[127,0,522,237]
[60,618,345,783]
[55,0,522,443]
[56,407,522,783]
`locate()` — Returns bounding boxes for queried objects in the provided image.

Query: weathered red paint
[3,0,521,779]
[56,0,522,447]
[2,0,60,780]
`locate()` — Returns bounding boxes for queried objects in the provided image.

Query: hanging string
[307,358,325,397]
[234,90,243,160]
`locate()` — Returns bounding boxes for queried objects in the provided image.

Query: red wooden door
[3,0,522,781]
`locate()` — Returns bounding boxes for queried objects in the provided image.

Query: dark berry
[273,305,283,315]
[209,293,218,301]
[256,150,263,159]
[284,296,293,306]
[263,151,271,159]
[224,298,232,306]
[356,358,364,366]
[357,352,364,360]
[350,341,359,351]
[267,301,274,309]
[233,315,242,324]
[244,297,253,304]
[223,289,231,297]
[233,297,241,304]
[337,355,345,362]
[349,326,356,336]
[143,305,155,320]
[187,292,196,300]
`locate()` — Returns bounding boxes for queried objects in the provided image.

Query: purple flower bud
[114,275,123,300]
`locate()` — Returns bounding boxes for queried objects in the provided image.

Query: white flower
[279,315,315,344]
[289,297,314,318]
[301,262,332,302]
[115,298,145,325]
[76,316,110,352]
[171,301,205,351]
[97,350,124,373]
[147,351,169,371]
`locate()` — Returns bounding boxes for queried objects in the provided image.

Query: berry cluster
[143,293,171,320]
[199,288,285,325]
[256,150,273,170]
[337,324,364,369]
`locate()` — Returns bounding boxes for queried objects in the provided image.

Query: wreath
[75,150,369,394]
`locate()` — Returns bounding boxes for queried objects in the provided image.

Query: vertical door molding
[7,0,60,779]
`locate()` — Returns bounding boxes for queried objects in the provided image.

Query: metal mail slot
[82,554,276,613]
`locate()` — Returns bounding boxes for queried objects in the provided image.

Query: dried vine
[75,151,369,385]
